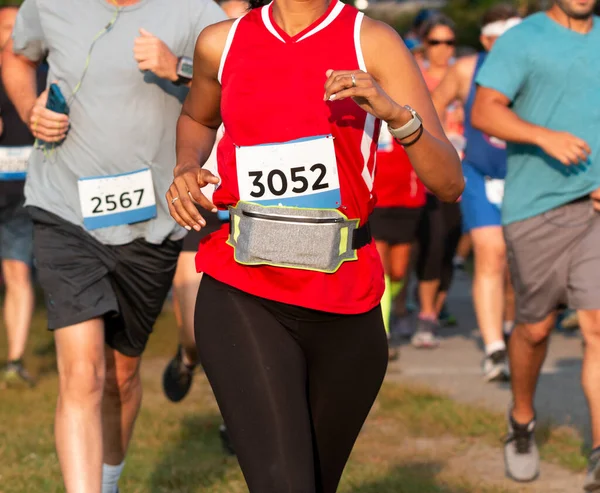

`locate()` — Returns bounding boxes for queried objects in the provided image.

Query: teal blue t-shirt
[476,13,600,225]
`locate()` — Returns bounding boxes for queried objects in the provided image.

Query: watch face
[178,58,193,78]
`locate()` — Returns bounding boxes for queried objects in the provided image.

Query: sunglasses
[427,39,456,46]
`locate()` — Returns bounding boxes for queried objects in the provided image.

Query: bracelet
[394,125,424,148]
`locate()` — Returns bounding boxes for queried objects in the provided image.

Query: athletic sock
[381,275,392,336]
[452,255,465,269]
[503,320,515,337]
[390,279,404,299]
[102,462,124,493]
[485,340,506,356]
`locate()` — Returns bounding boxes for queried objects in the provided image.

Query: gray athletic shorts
[504,197,600,324]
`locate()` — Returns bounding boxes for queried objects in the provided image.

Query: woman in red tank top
[166,0,463,490]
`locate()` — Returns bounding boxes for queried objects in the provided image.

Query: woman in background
[412,14,464,348]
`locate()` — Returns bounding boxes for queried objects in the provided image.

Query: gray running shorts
[504,197,600,324]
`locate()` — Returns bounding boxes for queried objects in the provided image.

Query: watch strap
[388,106,422,141]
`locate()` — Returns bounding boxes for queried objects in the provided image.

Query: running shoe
[162,345,197,403]
[584,448,600,491]
[504,411,539,482]
[219,424,235,456]
[1,360,35,388]
[559,309,579,332]
[411,318,440,349]
[393,314,415,339]
[482,349,510,382]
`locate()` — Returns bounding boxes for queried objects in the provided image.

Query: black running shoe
[219,424,235,456]
[162,345,196,403]
[2,360,35,388]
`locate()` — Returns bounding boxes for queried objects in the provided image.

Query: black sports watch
[175,56,193,85]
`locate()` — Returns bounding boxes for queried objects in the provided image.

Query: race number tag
[485,178,505,206]
[78,168,157,230]
[377,122,393,152]
[236,135,341,209]
[0,146,32,180]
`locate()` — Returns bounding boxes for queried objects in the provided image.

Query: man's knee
[475,246,506,275]
[58,359,105,405]
[104,353,141,402]
[517,322,552,346]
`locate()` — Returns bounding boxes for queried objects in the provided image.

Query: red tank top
[196,1,384,314]
[374,122,426,208]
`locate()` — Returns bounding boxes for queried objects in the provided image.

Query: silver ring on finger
[351,73,357,88]
[171,196,179,205]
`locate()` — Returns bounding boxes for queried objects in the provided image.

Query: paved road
[386,271,590,443]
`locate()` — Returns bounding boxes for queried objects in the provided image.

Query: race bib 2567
[78,168,157,230]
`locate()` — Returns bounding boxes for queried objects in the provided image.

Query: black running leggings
[195,275,388,493]
[416,194,462,292]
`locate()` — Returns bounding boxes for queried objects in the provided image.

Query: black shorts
[29,207,182,357]
[370,206,423,245]
[182,210,223,252]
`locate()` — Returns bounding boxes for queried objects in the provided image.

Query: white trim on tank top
[261,1,345,43]
[354,12,376,194]
[218,15,245,84]
[297,1,345,42]
[261,4,286,43]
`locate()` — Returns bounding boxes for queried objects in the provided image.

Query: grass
[0,302,586,492]
[378,384,588,472]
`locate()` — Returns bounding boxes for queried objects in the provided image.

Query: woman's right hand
[166,163,220,231]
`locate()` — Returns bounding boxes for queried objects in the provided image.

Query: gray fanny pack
[227,201,371,273]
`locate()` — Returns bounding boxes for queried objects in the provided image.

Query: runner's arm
[431,56,473,123]
[471,87,544,145]
[2,38,39,126]
[169,21,232,230]
[362,19,463,202]
[176,21,232,170]
[472,87,590,165]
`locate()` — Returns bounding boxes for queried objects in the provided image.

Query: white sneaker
[482,349,510,382]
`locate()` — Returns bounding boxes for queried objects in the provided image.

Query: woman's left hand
[324,69,408,126]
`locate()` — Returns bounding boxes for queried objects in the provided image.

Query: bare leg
[389,243,411,283]
[471,226,507,347]
[455,232,472,262]
[375,240,391,275]
[102,348,143,465]
[2,259,34,361]
[55,319,106,493]
[578,310,600,448]
[434,290,448,318]
[509,314,555,424]
[171,251,202,366]
[419,280,440,318]
[504,268,516,326]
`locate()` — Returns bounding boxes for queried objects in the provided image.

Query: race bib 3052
[236,135,341,209]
